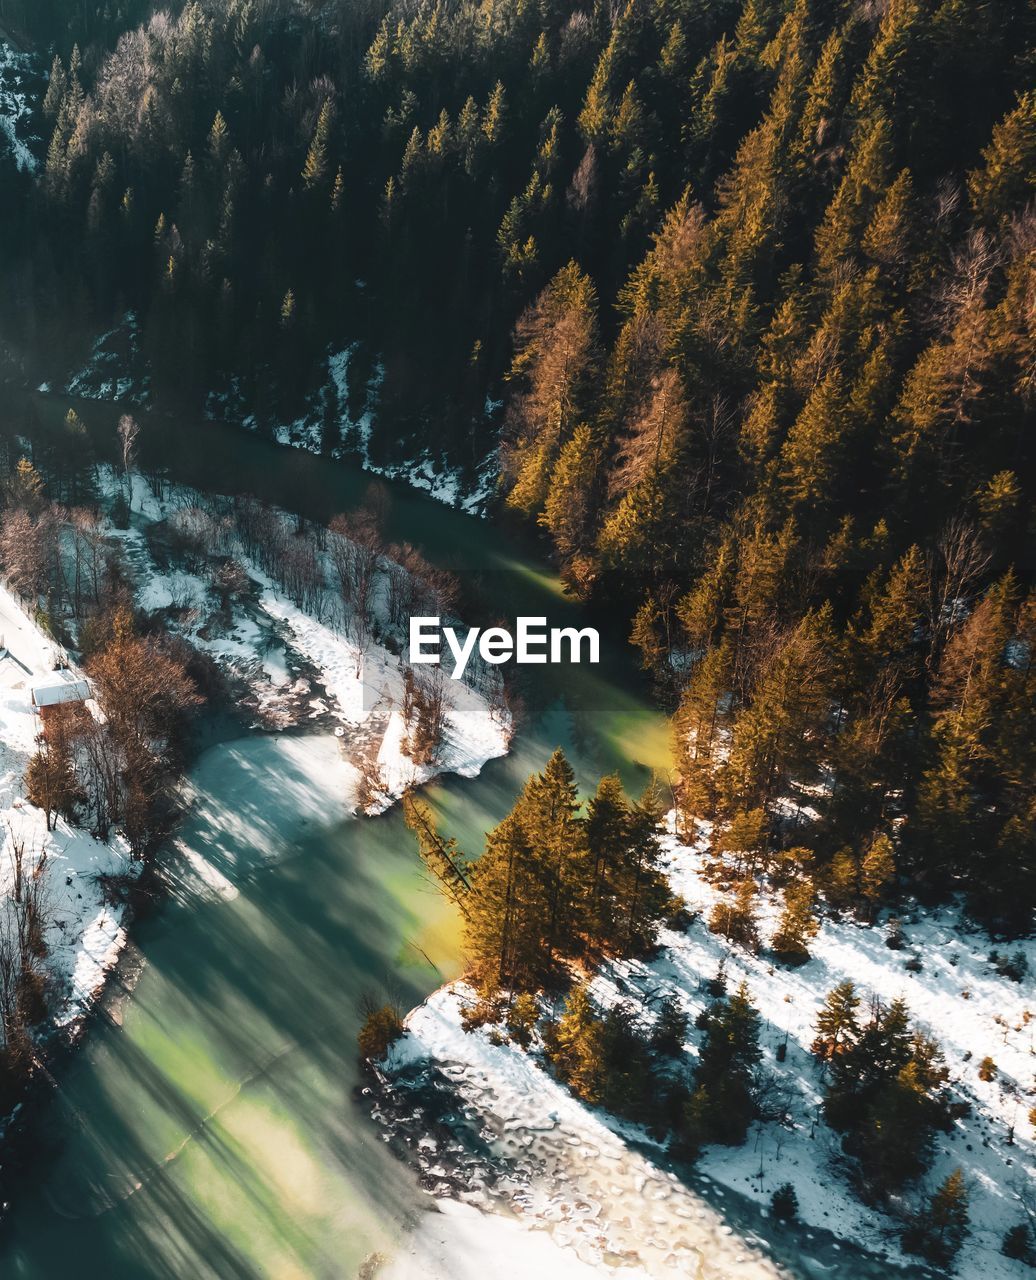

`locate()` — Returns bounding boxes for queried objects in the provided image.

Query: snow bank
[0,42,40,174]
[382,984,787,1279]
[105,468,510,814]
[263,345,497,516]
[0,587,136,1038]
[380,821,1035,1279]
[646,821,1036,1279]
[63,312,149,403]
[381,1197,631,1280]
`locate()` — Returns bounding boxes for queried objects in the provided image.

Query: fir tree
[303,99,333,189]
[686,983,761,1146]
[772,878,818,961]
[812,980,860,1061]
[708,877,760,951]
[906,1168,969,1265]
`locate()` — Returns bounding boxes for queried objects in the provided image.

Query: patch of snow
[383,984,787,1278]
[0,42,41,173]
[100,467,510,814]
[382,820,1035,1279]
[64,312,148,404]
[0,585,137,1038]
[648,817,1036,1280]
[255,345,497,516]
[383,1197,637,1280]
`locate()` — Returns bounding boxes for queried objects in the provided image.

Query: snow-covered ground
[61,312,149,403]
[382,982,791,1278]
[0,41,41,174]
[381,1197,653,1280]
[0,456,509,1054]
[108,469,510,815]
[378,818,1035,1279]
[0,584,136,1039]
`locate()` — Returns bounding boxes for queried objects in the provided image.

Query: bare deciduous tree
[118,413,141,509]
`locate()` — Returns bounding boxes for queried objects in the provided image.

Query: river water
[0,400,675,1278]
[0,399,926,1278]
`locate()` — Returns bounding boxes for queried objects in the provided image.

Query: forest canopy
[0,0,1033,930]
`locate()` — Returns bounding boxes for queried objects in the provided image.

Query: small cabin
[31,672,91,725]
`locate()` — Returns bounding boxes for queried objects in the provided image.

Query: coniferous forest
[3,0,1030,927]
[0,0,1034,1275]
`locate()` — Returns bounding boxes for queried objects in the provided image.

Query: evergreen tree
[708,877,760,951]
[550,984,607,1103]
[519,747,589,960]
[303,99,334,189]
[812,980,860,1061]
[465,811,544,992]
[772,878,818,960]
[686,983,761,1146]
[503,264,599,517]
[859,833,895,913]
[906,1168,969,1265]
[968,90,1036,222]
[402,791,472,915]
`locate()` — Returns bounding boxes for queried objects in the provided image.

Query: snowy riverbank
[0,584,136,1045]
[55,328,499,516]
[375,816,1035,1279]
[108,468,510,814]
[1,458,512,1079]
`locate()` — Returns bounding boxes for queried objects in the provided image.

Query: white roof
[31,673,91,708]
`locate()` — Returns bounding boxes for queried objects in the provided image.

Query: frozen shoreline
[109,467,511,810]
[0,463,512,1128]
[373,816,1035,1280]
[0,584,137,1051]
[57,329,500,518]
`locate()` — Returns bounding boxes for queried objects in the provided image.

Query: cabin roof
[31,673,91,708]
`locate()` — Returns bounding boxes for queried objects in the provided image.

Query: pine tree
[825,846,858,911]
[722,607,837,809]
[814,114,892,279]
[503,264,599,517]
[708,877,760,951]
[585,772,630,950]
[303,98,333,189]
[540,422,600,578]
[482,81,507,146]
[862,168,916,276]
[520,748,590,959]
[402,791,472,915]
[968,89,1036,222]
[717,807,767,876]
[651,994,688,1056]
[686,983,761,1146]
[578,49,614,144]
[812,980,860,1061]
[42,55,67,120]
[619,781,669,953]
[779,368,849,511]
[860,833,895,913]
[672,640,734,819]
[772,878,818,960]
[507,992,540,1048]
[465,811,543,993]
[907,1168,969,1265]
[550,984,606,1103]
[208,110,229,166]
[859,545,928,677]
